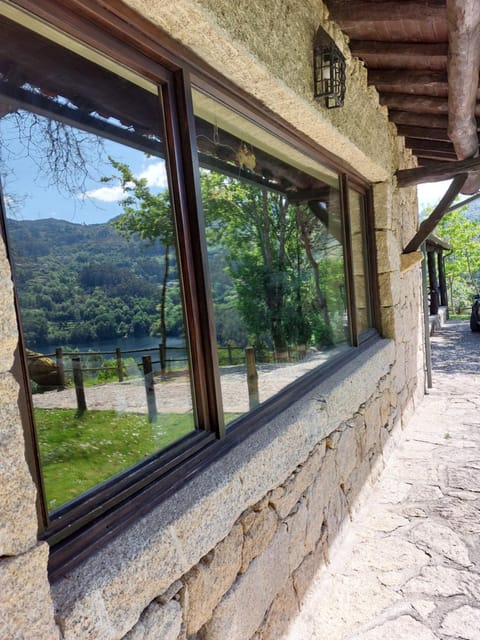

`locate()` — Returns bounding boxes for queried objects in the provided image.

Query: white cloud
[138,161,168,189]
[83,161,167,203]
[417,180,453,210]
[83,185,127,202]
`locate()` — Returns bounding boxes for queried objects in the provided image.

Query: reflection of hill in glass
[6,217,180,347]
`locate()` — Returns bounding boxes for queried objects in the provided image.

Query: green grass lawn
[35,408,195,511]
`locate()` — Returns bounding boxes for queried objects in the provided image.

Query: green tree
[201,171,341,351]
[102,159,175,364]
[436,206,480,313]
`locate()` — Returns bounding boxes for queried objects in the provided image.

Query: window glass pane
[193,90,350,425]
[349,190,371,334]
[0,17,195,513]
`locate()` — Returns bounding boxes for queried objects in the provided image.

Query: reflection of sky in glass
[0,111,168,225]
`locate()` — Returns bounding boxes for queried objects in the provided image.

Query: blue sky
[0,115,168,225]
[0,110,463,225]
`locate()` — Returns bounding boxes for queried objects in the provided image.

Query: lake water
[35,335,188,369]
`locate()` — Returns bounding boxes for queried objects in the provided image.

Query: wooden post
[159,343,166,374]
[55,347,66,387]
[437,250,448,307]
[115,347,123,382]
[72,356,87,414]
[142,355,158,423]
[427,250,440,315]
[228,344,232,365]
[245,347,259,410]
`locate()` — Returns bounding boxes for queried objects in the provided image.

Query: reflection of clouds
[83,185,128,202]
[138,161,168,189]
[84,160,167,203]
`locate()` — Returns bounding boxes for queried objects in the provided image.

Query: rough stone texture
[0,543,59,640]
[258,577,299,640]
[0,374,39,556]
[184,524,243,635]
[0,1,425,638]
[351,615,438,640]
[124,0,392,185]
[240,502,278,573]
[285,321,480,640]
[199,525,289,640]
[123,601,182,640]
[51,339,395,640]
[439,605,480,639]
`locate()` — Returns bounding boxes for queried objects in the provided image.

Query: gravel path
[32,347,345,414]
[286,319,480,640]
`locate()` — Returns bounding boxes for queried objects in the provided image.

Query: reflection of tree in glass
[1,109,105,197]
[202,171,345,353]
[102,159,175,367]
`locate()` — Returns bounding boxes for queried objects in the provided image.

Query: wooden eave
[326,0,480,196]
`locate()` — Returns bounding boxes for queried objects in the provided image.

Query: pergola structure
[326,0,480,250]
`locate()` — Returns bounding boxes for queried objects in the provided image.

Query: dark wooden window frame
[2,0,381,581]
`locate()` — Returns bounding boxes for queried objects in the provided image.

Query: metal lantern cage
[314,26,346,108]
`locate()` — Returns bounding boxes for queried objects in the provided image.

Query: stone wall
[0,1,426,638]
[119,358,407,640]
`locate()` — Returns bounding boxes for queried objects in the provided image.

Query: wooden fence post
[72,356,87,414]
[115,347,123,382]
[55,347,66,387]
[159,343,166,374]
[245,347,259,410]
[142,355,158,423]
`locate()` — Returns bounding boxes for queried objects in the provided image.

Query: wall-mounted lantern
[314,26,346,108]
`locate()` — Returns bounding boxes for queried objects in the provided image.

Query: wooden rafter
[368,70,448,97]
[396,155,480,186]
[403,174,467,253]
[447,0,480,194]
[389,111,448,130]
[350,41,447,70]
[396,125,451,141]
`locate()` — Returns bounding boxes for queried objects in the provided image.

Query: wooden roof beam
[350,41,447,70]
[447,0,480,194]
[389,110,449,129]
[327,0,446,24]
[368,69,448,97]
[380,93,449,114]
[396,155,480,186]
[327,1,447,40]
[404,173,467,253]
[405,138,456,155]
[396,125,451,141]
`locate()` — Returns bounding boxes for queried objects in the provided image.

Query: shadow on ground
[431,319,480,375]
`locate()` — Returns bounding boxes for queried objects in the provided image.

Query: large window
[0,3,378,576]
[193,92,351,423]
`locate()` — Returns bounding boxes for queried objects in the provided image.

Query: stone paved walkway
[285,320,480,640]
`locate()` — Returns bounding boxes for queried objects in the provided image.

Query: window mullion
[340,174,359,346]
[161,71,225,437]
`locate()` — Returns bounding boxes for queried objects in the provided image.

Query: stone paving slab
[285,320,480,640]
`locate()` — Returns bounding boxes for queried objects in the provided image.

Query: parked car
[470,294,480,332]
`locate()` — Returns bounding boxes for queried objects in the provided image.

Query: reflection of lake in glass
[34,335,188,370]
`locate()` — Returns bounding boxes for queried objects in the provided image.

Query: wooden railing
[27,343,309,421]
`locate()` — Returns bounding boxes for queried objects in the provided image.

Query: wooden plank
[368,69,448,97]
[328,0,446,22]
[404,174,467,253]
[396,155,480,186]
[447,0,480,194]
[351,41,447,70]
[405,138,455,154]
[389,110,448,129]
[380,93,448,114]
[396,125,451,141]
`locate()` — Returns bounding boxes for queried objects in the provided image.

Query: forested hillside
[6,217,180,347]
